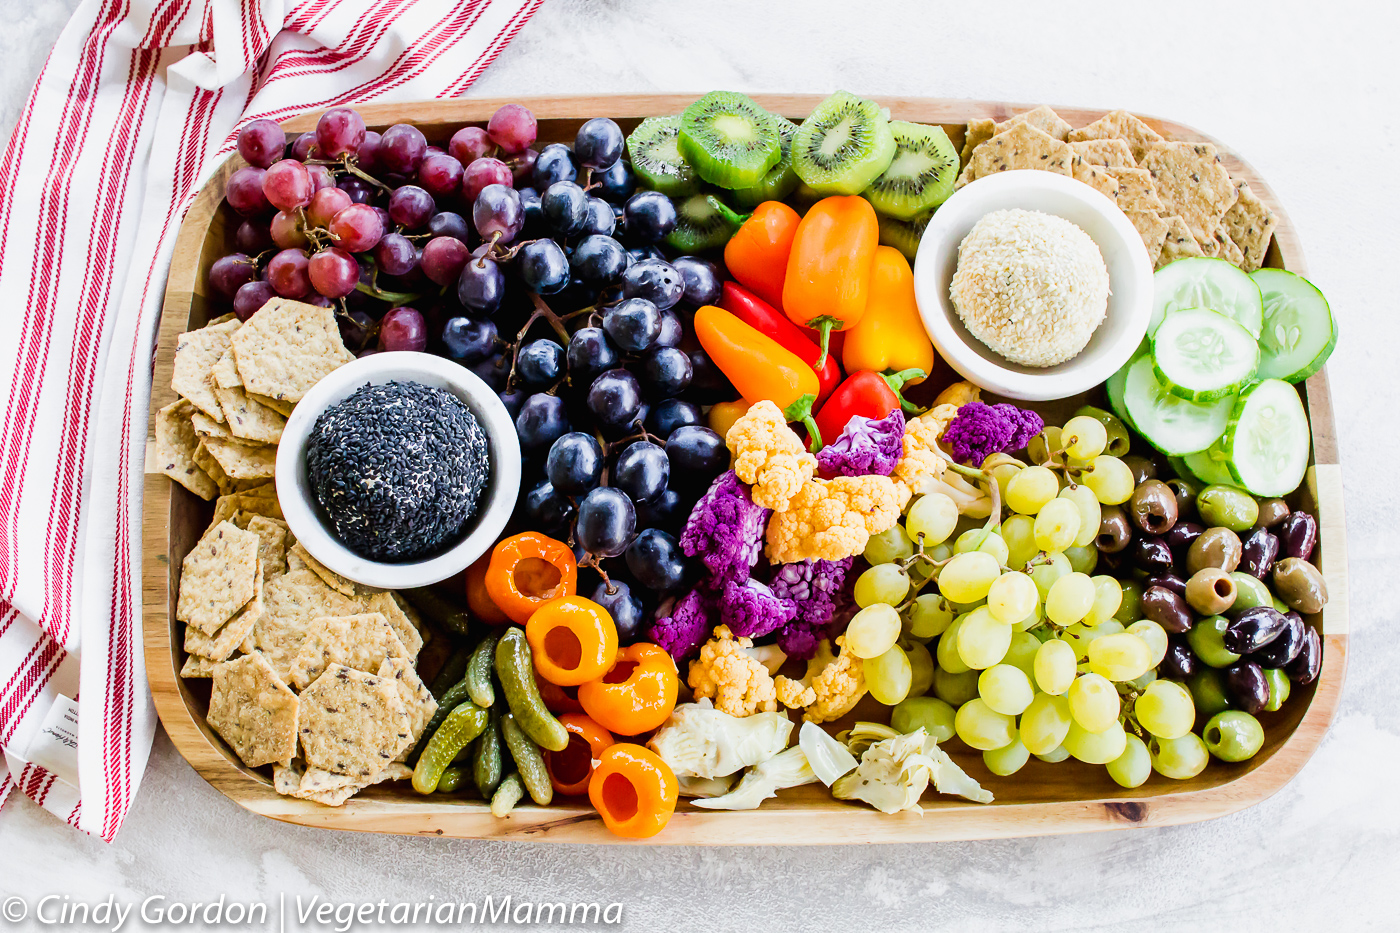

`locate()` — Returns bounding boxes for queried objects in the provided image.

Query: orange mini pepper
[577,643,678,736]
[484,532,578,625]
[535,671,585,713]
[546,712,615,796]
[588,743,678,839]
[841,245,935,379]
[465,552,511,625]
[526,595,618,686]
[723,200,800,310]
[693,305,822,448]
[781,195,880,368]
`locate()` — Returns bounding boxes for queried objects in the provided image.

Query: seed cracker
[202,435,277,481]
[212,349,242,389]
[1199,223,1246,265]
[1068,138,1135,169]
[963,122,1072,186]
[1139,141,1238,245]
[180,655,219,678]
[272,758,305,795]
[231,298,355,403]
[287,612,411,691]
[960,118,996,166]
[367,591,423,657]
[378,657,437,759]
[1223,179,1276,272]
[246,514,290,578]
[298,664,413,778]
[249,393,296,417]
[997,104,1071,141]
[255,566,371,681]
[154,399,218,500]
[213,384,286,444]
[1105,166,1164,213]
[289,540,360,597]
[176,520,259,636]
[1066,109,1165,162]
[171,320,240,421]
[1071,160,1119,199]
[208,313,238,326]
[184,561,265,661]
[211,488,285,529]
[193,441,234,495]
[292,762,412,806]
[1158,215,1205,268]
[1125,211,1170,268]
[207,652,299,768]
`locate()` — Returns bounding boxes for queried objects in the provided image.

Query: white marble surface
[2,0,1398,929]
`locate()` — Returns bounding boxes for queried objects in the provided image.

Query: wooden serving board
[143,95,1348,843]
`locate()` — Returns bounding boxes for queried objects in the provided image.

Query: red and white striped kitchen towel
[0,0,543,841]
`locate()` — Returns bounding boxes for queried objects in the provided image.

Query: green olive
[1072,405,1131,458]
[1197,485,1260,532]
[1187,615,1241,669]
[1272,557,1328,614]
[1187,527,1242,575]
[1115,580,1144,625]
[1188,667,1231,720]
[1262,667,1290,712]
[1227,571,1274,615]
[1185,567,1237,616]
[1203,710,1265,762]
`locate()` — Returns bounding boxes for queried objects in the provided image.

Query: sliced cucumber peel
[1251,268,1337,383]
[1223,379,1311,497]
[1151,257,1264,338]
[1150,307,1259,402]
[1122,355,1233,457]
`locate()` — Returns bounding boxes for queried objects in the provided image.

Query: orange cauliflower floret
[688,625,778,717]
[775,636,867,724]
[765,474,905,564]
[890,402,959,497]
[725,400,817,512]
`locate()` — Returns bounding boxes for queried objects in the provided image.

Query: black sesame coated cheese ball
[308,381,489,562]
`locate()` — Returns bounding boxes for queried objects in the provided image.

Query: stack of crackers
[153,298,356,500]
[161,297,439,807]
[956,106,1277,272]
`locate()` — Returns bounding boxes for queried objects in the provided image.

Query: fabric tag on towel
[25,695,81,788]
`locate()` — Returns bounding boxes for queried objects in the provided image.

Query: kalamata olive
[1224,660,1269,715]
[1185,567,1238,616]
[1097,549,1132,575]
[1286,625,1322,684]
[1256,498,1291,529]
[1122,455,1157,486]
[1163,520,1204,551]
[1145,572,1188,597]
[1129,479,1178,535]
[1227,571,1273,615]
[1239,527,1280,579]
[1197,485,1259,532]
[1165,477,1199,522]
[1187,527,1242,575]
[1160,636,1199,679]
[1142,585,1193,633]
[1223,606,1288,654]
[1273,557,1328,614]
[1252,610,1306,668]
[1278,511,1318,560]
[1133,535,1176,574]
[1096,505,1133,553]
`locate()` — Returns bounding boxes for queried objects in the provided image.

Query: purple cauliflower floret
[648,587,717,660]
[679,470,770,587]
[769,557,855,659]
[942,402,1045,465]
[815,408,905,477]
[720,578,796,639]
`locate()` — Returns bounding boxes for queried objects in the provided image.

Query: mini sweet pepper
[781,195,880,367]
[719,281,841,404]
[841,245,936,378]
[723,200,801,310]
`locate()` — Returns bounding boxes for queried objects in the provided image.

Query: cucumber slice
[1151,257,1263,338]
[1183,444,1239,488]
[1251,268,1337,383]
[1105,353,1139,432]
[1151,307,1260,401]
[1222,379,1311,497]
[1123,355,1233,456]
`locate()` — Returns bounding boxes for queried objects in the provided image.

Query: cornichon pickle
[408,678,473,765]
[412,701,488,794]
[466,632,499,709]
[429,646,473,699]
[400,587,474,636]
[495,627,569,751]
[491,772,526,818]
[436,765,468,794]
[501,712,554,806]
[474,709,507,798]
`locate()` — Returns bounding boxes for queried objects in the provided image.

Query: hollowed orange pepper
[535,671,584,713]
[526,595,618,686]
[782,195,879,368]
[577,643,678,736]
[465,552,511,625]
[588,743,678,839]
[546,712,615,796]
[841,245,936,379]
[484,532,577,625]
[723,200,800,310]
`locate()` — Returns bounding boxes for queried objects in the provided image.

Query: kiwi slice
[791,90,896,196]
[626,116,700,197]
[863,122,959,219]
[877,209,933,262]
[730,117,799,208]
[677,91,781,189]
[665,193,746,253]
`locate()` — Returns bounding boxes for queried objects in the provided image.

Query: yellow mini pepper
[841,245,935,381]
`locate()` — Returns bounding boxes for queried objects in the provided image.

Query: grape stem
[506,293,572,389]
[340,155,394,193]
[353,280,421,307]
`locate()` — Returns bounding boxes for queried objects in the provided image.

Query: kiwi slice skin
[626,115,700,197]
[678,91,781,190]
[863,121,959,220]
[791,90,896,196]
[876,209,933,262]
[665,194,745,253]
[730,117,799,208]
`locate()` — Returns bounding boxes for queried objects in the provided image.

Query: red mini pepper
[813,368,925,449]
[718,281,841,404]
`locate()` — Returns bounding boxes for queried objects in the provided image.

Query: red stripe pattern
[0,0,541,840]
